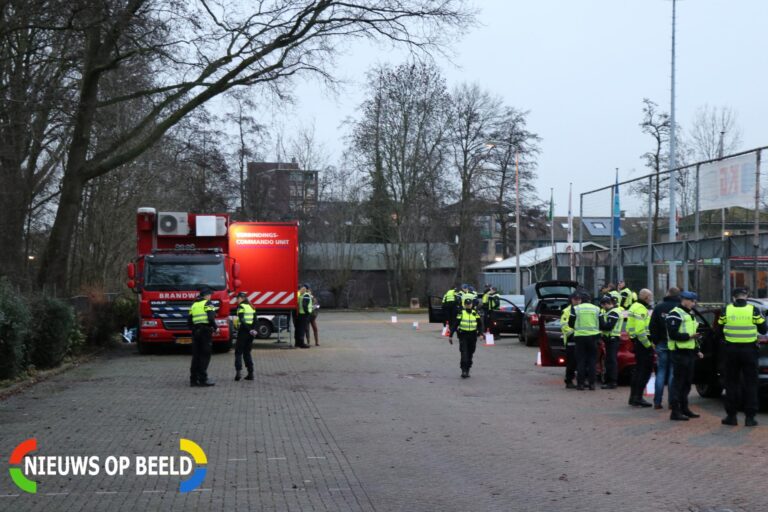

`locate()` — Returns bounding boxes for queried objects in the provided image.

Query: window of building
[560,222,569,229]
[591,222,605,229]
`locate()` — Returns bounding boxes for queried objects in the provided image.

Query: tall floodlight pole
[515,151,521,293]
[668,0,678,287]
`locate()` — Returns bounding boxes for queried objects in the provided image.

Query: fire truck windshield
[144,257,226,291]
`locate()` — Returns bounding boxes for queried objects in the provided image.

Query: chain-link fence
[577,146,768,304]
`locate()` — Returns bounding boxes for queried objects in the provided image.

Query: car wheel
[524,327,537,347]
[695,381,723,398]
[255,319,273,339]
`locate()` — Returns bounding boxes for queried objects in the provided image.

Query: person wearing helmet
[234,291,256,381]
[450,297,484,378]
[718,287,767,426]
[187,287,217,387]
[599,294,623,389]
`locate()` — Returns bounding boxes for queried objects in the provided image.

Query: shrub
[0,278,31,379]
[112,295,138,329]
[28,296,76,369]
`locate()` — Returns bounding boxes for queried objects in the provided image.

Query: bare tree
[635,98,670,240]
[688,104,741,160]
[26,0,473,294]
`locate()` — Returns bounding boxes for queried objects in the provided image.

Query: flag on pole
[550,188,556,279]
[613,171,622,239]
[567,183,574,280]
[548,189,554,221]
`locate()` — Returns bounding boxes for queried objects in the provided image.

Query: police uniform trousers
[445,302,457,327]
[294,313,309,347]
[724,342,760,417]
[669,349,695,413]
[564,340,577,384]
[191,325,213,384]
[458,330,478,371]
[603,336,620,386]
[235,326,254,372]
[630,339,653,398]
[574,335,598,386]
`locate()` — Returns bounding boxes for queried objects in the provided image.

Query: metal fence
[578,146,768,303]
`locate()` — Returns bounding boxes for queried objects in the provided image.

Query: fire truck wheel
[137,337,152,355]
[255,319,274,339]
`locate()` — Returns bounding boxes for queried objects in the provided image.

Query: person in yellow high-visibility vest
[187,288,217,387]
[718,287,767,426]
[234,291,256,381]
[666,291,703,421]
[599,294,624,389]
[561,293,580,389]
[567,292,601,390]
[450,298,484,378]
[627,288,654,407]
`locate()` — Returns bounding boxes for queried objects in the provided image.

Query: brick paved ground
[1,311,767,511]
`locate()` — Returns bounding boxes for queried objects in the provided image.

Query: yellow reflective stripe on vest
[457,310,479,332]
[190,300,212,324]
[443,289,455,302]
[722,304,759,343]
[609,307,625,337]
[668,307,698,350]
[574,304,600,336]
[238,303,255,325]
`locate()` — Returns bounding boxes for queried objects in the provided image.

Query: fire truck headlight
[142,320,159,328]
[215,319,228,327]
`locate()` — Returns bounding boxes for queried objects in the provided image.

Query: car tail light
[529,314,539,326]
[760,367,768,374]
[557,357,565,364]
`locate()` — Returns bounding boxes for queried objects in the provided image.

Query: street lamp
[486,141,521,294]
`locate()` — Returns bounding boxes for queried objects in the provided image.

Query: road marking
[307,456,326,459]
[329,488,351,492]
[267,457,286,461]
[191,488,211,493]
[228,458,247,461]
[44,492,69,496]
[0,494,20,498]
[95,491,118,495]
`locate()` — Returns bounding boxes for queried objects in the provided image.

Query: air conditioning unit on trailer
[157,212,190,236]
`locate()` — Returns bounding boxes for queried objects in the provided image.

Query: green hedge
[28,296,77,369]
[0,279,31,380]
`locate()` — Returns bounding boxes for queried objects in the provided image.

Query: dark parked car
[694,301,768,399]
[520,281,577,347]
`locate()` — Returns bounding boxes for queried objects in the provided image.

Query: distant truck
[126,208,298,353]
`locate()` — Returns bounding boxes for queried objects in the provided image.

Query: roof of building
[482,242,607,271]
[303,243,456,271]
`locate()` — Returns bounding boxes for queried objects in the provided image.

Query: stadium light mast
[668,0,678,287]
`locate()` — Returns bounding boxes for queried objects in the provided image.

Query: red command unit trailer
[126,208,298,353]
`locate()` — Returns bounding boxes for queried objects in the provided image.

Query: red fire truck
[126,208,298,353]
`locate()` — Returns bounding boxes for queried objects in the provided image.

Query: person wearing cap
[187,288,218,387]
[234,292,256,381]
[442,285,459,328]
[649,287,681,409]
[718,287,767,426]
[294,284,312,349]
[599,294,624,389]
[561,292,580,389]
[482,286,500,332]
[450,297,484,378]
[568,291,601,390]
[627,288,654,407]
[666,291,703,421]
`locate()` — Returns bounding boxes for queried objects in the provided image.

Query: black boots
[745,416,758,427]
[670,410,689,421]
[235,370,254,381]
[565,381,576,389]
[682,409,700,419]
[721,415,737,426]
[629,394,652,407]
[461,368,469,378]
[235,371,242,381]
[245,371,254,381]
[601,383,617,389]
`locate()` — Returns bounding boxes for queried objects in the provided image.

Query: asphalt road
[1,312,766,512]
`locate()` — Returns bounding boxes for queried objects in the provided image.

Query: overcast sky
[276,0,767,217]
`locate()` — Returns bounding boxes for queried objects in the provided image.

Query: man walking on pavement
[649,287,680,409]
[561,293,580,389]
[719,288,767,427]
[568,292,601,390]
[188,287,217,387]
[450,297,484,378]
[599,294,623,389]
[667,291,703,421]
[234,292,256,381]
[627,288,654,407]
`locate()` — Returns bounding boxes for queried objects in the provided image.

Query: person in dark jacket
[648,287,680,409]
[598,294,622,389]
[450,298,484,378]
[234,292,256,381]
[188,288,217,387]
